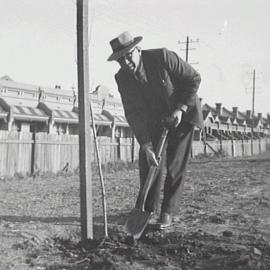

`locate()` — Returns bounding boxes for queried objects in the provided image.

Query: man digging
[108,31,203,232]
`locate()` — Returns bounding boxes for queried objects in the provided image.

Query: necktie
[134,66,147,84]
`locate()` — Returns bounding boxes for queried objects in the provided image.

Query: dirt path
[0,153,270,269]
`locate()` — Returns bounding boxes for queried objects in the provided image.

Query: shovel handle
[140,128,169,211]
[156,128,169,159]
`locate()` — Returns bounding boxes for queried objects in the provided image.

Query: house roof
[100,110,128,126]
[219,115,231,124]
[0,104,7,113]
[237,111,247,120]
[0,75,13,81]
[203,104,232,124]
[202,104,217,116]
[0,98,48,122]
[113,115,129,127]
[12,105,49,122]
[72,106,112,126]
[222,107,234,118]
[0,77,40,92]
[0,104,8,119]
[203,110,211,119]
[203,104,257,126]
[52,109,78,123]
[92,114,112,126]
[237,119,247,126]
[51,109,112,126]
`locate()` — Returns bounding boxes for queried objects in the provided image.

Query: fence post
[231,139,234,157]
[117,137,120,160]
[241,135,244,157]
[259,135,262,153]
[31,132,36,175]
[250,138,253,156]
[219,130,223,153]
[202,128,207,155]
[131,135,135,163]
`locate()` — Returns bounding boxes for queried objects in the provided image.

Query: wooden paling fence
[33,133,80,174]
[0,130,269,177]
[0,131,32,176]
[191,138,269,157]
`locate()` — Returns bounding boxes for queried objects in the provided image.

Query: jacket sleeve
[115,74,152,146]
[161,48,201,111]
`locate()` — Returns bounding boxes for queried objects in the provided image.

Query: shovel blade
[124,208,151,239]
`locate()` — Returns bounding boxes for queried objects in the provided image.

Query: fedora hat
[107,31,142,61]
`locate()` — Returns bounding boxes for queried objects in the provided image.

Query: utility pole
[77,0,93,241]
[178,36,199,64]
[251,69,256,155]
[246,69,262,155]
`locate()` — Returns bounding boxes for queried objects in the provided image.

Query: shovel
[124,127,169,239]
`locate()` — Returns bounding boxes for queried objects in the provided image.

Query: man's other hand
[171,109,183,128]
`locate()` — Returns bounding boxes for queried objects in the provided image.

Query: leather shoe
[159,213,172,229]
[148,212,158,224]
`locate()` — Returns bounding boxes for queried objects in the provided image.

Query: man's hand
[171,109,183,128]
[142,142,159,167]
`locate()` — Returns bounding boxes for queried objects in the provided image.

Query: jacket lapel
[142,51,171,114]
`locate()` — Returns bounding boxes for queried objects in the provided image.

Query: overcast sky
[0,0,269,115]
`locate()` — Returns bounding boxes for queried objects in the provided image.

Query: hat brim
[107,36,143,62]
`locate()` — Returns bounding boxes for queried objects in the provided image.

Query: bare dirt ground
[0,152,270,270]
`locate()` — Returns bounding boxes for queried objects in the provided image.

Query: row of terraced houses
[0,75,269,176]
[1,75,269,140]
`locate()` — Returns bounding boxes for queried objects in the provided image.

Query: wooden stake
[76,0,93,240]
[89,101,108,238]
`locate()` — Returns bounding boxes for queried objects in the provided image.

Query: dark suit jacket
[115,48,203,146]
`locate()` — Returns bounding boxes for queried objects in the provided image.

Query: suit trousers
[135,122,194,214]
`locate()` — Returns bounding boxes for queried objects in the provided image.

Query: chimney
[257,113,262,120]
[215,103,222,116]
[246,110,252,119]
[232,107,238,118]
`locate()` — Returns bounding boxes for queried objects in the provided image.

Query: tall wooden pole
[185,36,189,63]
[178,36,199,65]
[251,69,256,155]
[77,0,93,240]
